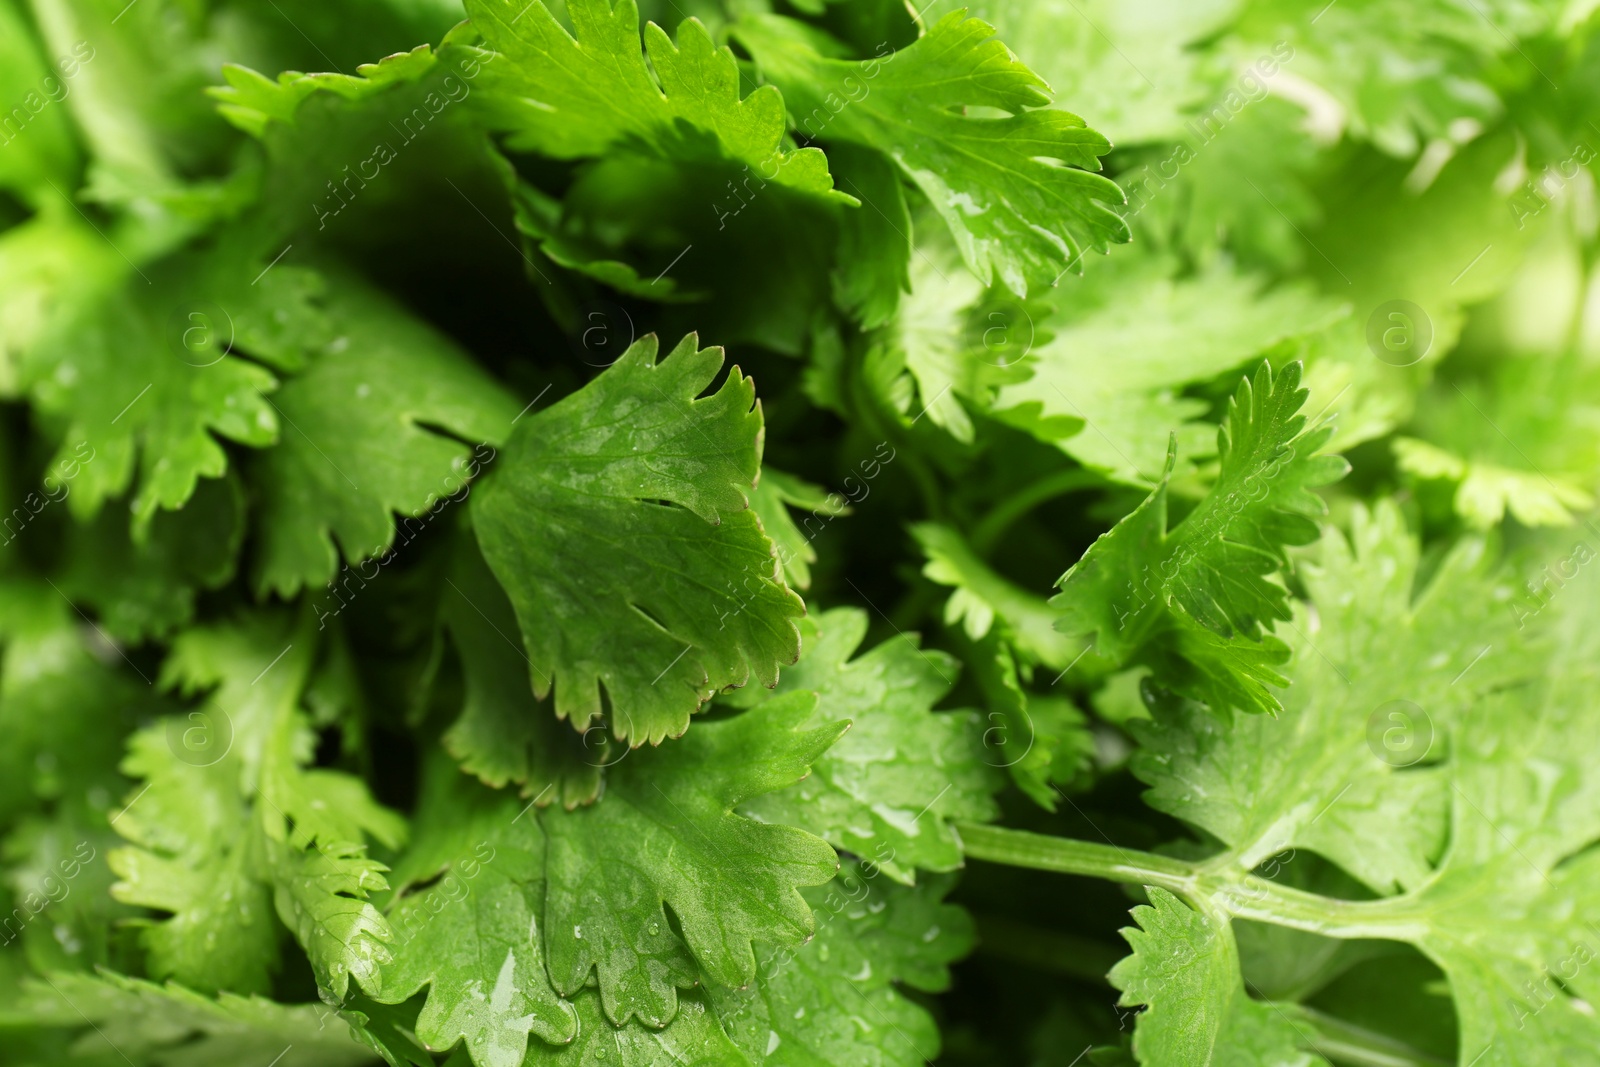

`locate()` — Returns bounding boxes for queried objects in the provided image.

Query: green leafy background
[2,0,1599,1066]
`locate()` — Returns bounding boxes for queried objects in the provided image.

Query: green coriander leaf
[211,44,451,139]
[250,268,519,598]
[1110,504,1600,1065]
[748,468,849,592]
[540,691,844,1026]
[1110,889,1325,1067]
[828,141,912,329]
[107,729,279,995]
[57,473,244,645]
[271,839,398,1004]
[913,522,1080,670]
[1393,354,1600,528]
[710,862,974,1066]
[729,607,1002,883]
[1227,0,1552,157]
[963,630,1094,811]
[439,527,604,808]
[1051,361,1347,715]
[12,970,380,1067]
[994,256,1344,484]
[1363,533,1600,1065]
[212,28,504,253]
[111,614,405,1000]
[20,243,307,528]
[472,333,804,746]
[464,0,848,201]
[1130,502,1525,892]
[870,223,1003,444]
[526,990,751,1067]
[1395,436,1593,527]
[914,0,1237,145]
[734,11,1129,294]
[376,754,578,1067]
[1125,97,1322,271]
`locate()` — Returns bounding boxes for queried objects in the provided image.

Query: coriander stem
[958,823,1432,941]
[955,823,1197,896]
[1215,879,1430,940]
[1297,1005,1451,1067]
[969,467,1102,555]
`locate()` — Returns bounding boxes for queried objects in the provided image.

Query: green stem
[956,823,1197,896]
[1216,879,1429,940]
[969,467,1102,555]
[1298,1006,1451,1067]
[958,824,1429,940]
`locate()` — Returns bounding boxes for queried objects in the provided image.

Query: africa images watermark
[0,40,95,148]
[1507,519,1600,630]
[1,841,97,946]
[1507,140,1596,230]
[311,443,496,629]
[313,50,495,230]
[712,41,895,231]
[1,442,96,547]
[1121,42,1296,221]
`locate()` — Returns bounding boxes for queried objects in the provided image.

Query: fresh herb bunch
[2,1,1599,1065]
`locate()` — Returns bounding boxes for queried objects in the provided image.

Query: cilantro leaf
[710,862,974,1066]
[107,728,279,995]
[729,607,1003,883]
[994,257,1344,484]
[439,527,603,809]
[20,244,298,528]
[57,473,244,644]
[1393,354,1600,528]
[464,0,848,201]
[829,141,912,329]
[734,11,1129,294]
[472,333,804,746]
[248,268,521,597]
[913,522,1080,670]
[1355,531,1600,1065]
[1395,436,1593,527]
[869,222,1018,444]
[1130,502,1525,891]
[376,753,578,1067]
[913,0,1237,146]
[525,990,750,1067]
[1080,502,1600,1066]
[540,691,843,1026]
[1052,361,1347,715]
[210,44,456,139]
[1227,0,1553,157]
[12,970,383,1067]
[748,468,849,592]
[963,629,1095,811]
[1111,889,1325,1067]
[110,613,405,1000]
